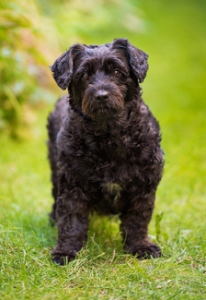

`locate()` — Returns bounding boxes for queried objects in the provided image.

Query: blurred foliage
[0,0,59,138]
[0,0,142,138]
[38,0,143,47]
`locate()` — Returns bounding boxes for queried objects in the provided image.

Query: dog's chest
[67,131,130,213]
[85,130,129,160]
[82,131,134,185]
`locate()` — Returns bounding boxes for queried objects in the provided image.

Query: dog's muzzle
[82,84,124,119]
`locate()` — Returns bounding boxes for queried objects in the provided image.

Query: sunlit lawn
[1,0,206,299]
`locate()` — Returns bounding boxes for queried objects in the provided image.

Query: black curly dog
[47,38,164,265]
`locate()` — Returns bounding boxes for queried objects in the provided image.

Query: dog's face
[51,39,148,120]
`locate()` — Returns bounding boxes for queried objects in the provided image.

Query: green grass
[1,0,206,299]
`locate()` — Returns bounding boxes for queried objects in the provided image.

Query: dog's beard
[82,89,125,121]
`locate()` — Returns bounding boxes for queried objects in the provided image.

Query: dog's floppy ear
[128,43,148,83]
[51,44,84,90]
[112,38,148,83]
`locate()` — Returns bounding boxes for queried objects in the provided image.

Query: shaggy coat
[47,38,164,265]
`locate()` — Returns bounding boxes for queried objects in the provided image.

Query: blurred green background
[1,0,206,139]
[1,0,206,234]
[1,0,206,298]
[1,0,206,230]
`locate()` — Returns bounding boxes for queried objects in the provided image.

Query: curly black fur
[47,38,164,265]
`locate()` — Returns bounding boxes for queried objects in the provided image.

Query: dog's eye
[82,73,89,81]
[113,70,121,77]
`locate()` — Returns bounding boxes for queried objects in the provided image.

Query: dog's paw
[51,251,76,265]
[135,243,161,259]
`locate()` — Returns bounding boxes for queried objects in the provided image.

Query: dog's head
[51,38,148,120]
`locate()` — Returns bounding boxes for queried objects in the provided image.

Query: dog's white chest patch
[102,182,122,204]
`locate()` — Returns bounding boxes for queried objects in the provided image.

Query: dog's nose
[95,90,109,101]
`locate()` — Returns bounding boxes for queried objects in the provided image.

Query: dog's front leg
[120,192,161,259]
[52,176,90,265]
